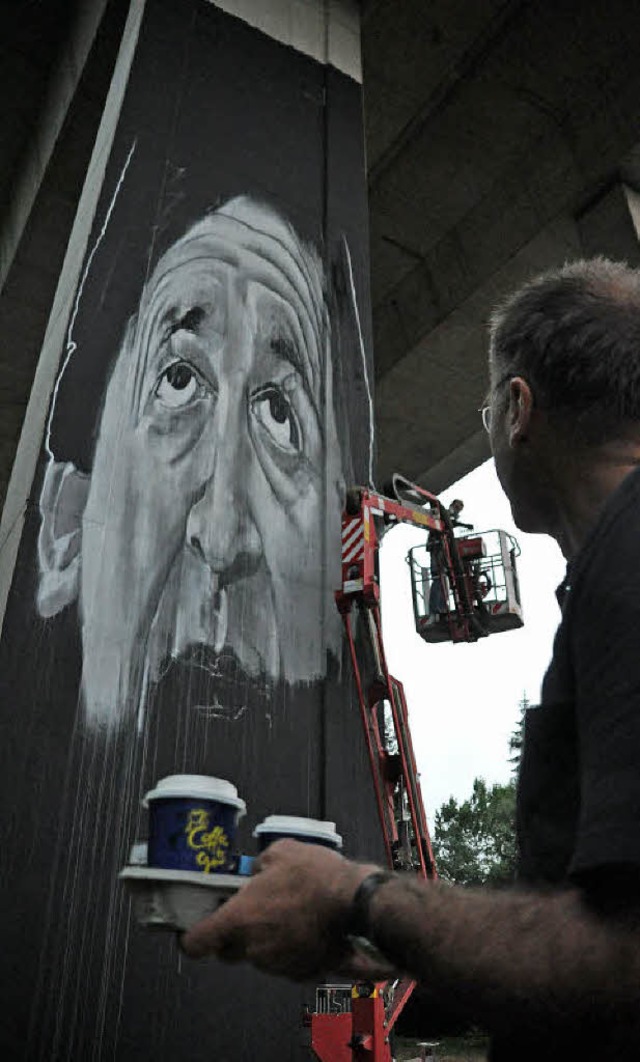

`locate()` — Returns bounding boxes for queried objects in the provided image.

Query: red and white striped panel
[342,517,364,563]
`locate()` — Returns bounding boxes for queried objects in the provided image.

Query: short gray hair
[489,257,640,444]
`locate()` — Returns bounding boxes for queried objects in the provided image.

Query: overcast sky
[379,458,566,824]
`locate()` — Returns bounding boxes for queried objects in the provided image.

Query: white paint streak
[341,236,376,488]
[44,139,137,460]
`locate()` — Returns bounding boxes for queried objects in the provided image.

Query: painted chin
[80,556,335,729]
[151,642,273,720]
[179,578,280,680]
[150,583,328,708]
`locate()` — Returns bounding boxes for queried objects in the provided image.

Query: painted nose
[186,451,262,582]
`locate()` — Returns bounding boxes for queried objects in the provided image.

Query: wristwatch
[345,870,394,963]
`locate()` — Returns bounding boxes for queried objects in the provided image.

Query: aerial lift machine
[306,474,523,1061]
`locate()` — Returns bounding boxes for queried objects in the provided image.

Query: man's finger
[181,897,246,960]
[336,945,397,982]
[252,837,301,871]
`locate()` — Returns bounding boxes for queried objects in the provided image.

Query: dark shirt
[491,466,640,1060]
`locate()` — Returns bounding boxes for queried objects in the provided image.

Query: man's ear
[507,376,534,446]
[37,460,90,618]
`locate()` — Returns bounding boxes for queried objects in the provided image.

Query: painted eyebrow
[160,305,206,344]
[270,334,305,380]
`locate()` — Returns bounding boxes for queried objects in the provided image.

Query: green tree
[508,692,529,778]
[431,696,533,886]
[432,777,517,887]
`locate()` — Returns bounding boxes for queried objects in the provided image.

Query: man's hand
[180,839,387,980]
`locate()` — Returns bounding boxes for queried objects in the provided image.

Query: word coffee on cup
[144,775,246,874]
[253,815,342,852]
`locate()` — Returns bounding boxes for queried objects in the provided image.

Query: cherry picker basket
[407,529,523,643]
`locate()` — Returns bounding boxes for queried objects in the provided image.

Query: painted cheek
[248,377,323,502]
[139,399,213,465]
[268,565,326,681]
[128,443,194,577]
[261,494,323,596]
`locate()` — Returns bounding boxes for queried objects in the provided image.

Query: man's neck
[551,442,640,560]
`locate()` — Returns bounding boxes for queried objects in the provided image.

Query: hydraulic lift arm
[307,475,523,1062]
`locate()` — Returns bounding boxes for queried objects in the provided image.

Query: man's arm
[370,866,640,1036]
[181,840,640,1039]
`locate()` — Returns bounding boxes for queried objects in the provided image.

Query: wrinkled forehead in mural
[37,196,347,730]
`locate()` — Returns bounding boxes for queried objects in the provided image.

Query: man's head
[37,196,346,729]
[486,258,640,533]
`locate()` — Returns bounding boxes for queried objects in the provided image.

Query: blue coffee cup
[253,815,342,853]
[144,775,246,874]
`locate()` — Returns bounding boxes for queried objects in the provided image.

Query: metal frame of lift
[307,476,485,1062]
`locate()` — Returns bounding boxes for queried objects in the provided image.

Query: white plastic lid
[253,815,342,847]
[143,774,246,815]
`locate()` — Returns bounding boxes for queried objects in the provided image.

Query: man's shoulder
[572,466,640,591]
[598,465,640,534]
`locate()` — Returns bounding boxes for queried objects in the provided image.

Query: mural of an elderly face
[37,197,345,729]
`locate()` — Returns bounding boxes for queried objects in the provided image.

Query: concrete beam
[369,0,640,491]
[377,215,583,490]
[210,0,362,80]
[382,175,640,493]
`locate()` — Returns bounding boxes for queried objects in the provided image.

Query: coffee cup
[144,774,246,874]
[253,815,342,853]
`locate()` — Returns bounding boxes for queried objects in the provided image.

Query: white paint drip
[214,586,228,655]
[136,656,150,736]
[341,236,376,488]
[44,139,137,460]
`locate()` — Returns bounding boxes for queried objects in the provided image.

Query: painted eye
[251,385,301,454]
[155,361,202,409]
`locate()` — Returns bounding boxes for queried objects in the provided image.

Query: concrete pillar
[0,0,142,630]
[0,0,111,292]
[0,2,377,1059]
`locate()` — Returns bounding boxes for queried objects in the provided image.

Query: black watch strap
[347,870,394,941]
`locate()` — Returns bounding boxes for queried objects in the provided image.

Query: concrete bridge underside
[3,0,640,510]
[363,0,640,490]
